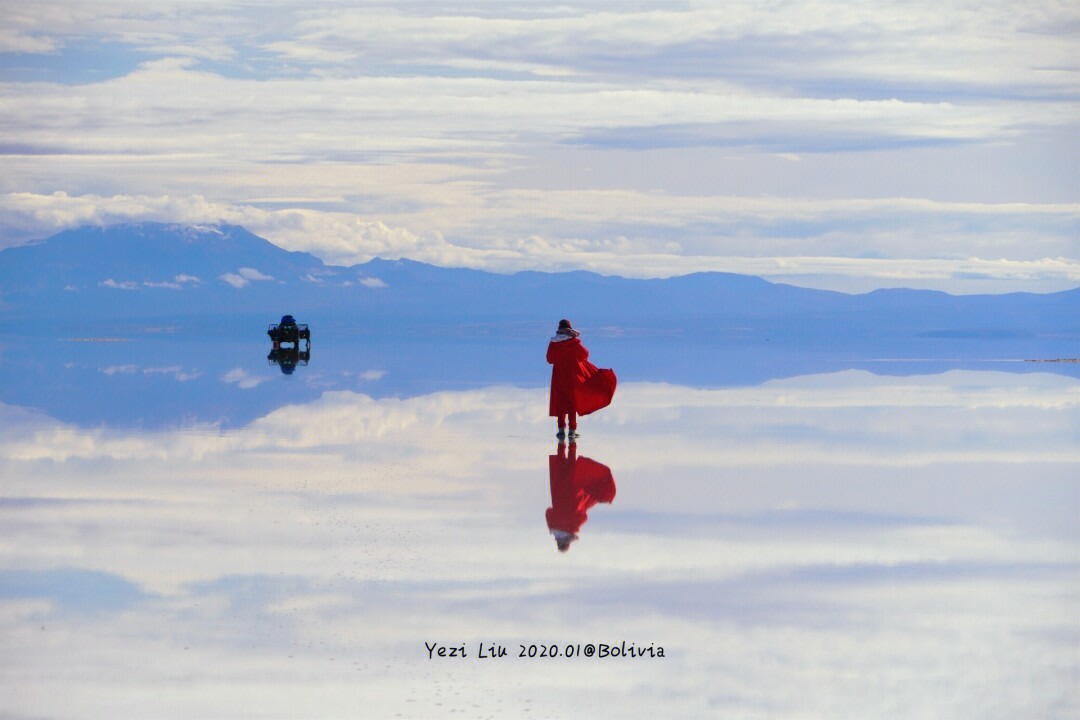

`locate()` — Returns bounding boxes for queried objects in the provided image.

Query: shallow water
[1,337,1077,718]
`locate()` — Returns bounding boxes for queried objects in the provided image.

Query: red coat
[546,336,617,417]
[546,444,617,535]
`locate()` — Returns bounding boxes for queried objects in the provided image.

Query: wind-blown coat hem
[546,336,617,417]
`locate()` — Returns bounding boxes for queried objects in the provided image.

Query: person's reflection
[546,441,616,552]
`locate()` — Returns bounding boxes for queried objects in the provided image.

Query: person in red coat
[546,442,617,552]
[546,319,616,440]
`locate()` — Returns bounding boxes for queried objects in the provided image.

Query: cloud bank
[2,371,1077,717]
[1,2,1077,292]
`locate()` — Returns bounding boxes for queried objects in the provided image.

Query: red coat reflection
[546,443,616,552]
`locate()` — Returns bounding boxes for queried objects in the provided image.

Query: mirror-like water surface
[1,338,1077,718]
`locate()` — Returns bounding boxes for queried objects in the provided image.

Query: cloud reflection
[0,370,1077,717]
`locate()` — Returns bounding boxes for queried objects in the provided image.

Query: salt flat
[2,357,1076,718]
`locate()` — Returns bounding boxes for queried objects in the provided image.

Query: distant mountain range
[1,223,1077,355]
[0,222,1077,428]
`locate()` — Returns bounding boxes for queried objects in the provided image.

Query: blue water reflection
[2,331,1077,430]
[0,338,1077,718]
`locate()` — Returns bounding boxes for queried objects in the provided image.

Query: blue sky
[0,1,1077,292]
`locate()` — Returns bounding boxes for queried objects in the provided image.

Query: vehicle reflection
[545,441,616,552]
[267,346,311,375]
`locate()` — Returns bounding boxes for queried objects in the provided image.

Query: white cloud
[219,273,248,288]
[99,279,139,290]
[358,276,387,289]
[98,364,199,381]
[0,28,60,54]
[8,3,1079,101]
[143,40,237,62]
[237,267,273,281]
[263,40,356,64]
[271,4,1080,95]
[2,64,1063,160]
[100,365,137,376]
[221,367,269,389]
[218,265,276,287]
[143,366,200,382]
